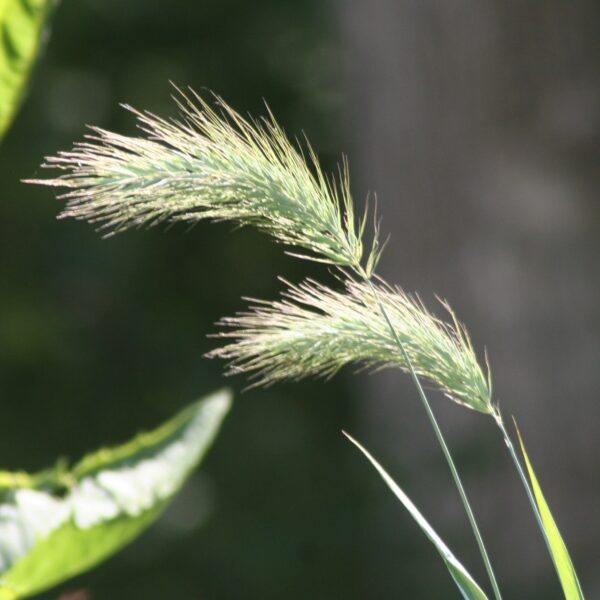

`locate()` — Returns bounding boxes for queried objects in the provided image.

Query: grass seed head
[209,278,493,414]
[30,88,379,272]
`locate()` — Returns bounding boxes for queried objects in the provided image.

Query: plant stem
[359,271,502,600]
[493,412,556,572]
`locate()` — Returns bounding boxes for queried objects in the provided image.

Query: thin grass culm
[28,89,530,598]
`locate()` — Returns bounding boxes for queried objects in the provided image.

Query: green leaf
[515,425,585,600]
[0,389,232,598]
[0,0,58,141]
[344,432,489,600]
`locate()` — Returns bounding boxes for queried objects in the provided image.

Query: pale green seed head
[209,279,493,414]
[30,89,379,272]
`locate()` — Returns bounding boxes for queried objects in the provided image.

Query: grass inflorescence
[30,89,513,599]
[31,89,490,411]
[29,89,377,272]
[31,87,587,600]
[209,277,492,413]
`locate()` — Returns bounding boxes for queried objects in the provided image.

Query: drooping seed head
[209,278,493,414]
[29,88,380,272]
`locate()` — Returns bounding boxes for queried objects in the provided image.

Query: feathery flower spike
[29,89,377,271]
[209,278,493,414]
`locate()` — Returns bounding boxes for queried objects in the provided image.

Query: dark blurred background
[1,0,599,598]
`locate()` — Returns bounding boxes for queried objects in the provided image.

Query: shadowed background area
[0,0,598,598]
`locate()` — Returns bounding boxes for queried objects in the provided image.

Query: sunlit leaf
[0,389,232,598]
[515,425,585,600]
[344,432,489,600]
[0,0,58,140]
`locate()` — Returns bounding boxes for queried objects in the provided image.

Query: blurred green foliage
[0,0,58,141]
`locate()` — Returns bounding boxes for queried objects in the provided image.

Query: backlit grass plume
[31,89,375,271]
[209,278,493,414]
[30,89,586,600]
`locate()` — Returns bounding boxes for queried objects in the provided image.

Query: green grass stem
[360,271,502,600]
[494,412,556,577]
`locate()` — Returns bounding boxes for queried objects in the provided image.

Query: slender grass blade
[515,425,585,600]
[344,432,489,600]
